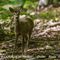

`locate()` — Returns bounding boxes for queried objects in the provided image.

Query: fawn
[9,7,34,55]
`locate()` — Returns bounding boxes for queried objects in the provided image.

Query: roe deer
[9,7,34,55]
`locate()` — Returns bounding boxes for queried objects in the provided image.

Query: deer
[9,7,34,55]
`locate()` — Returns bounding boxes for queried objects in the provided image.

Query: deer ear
[9,7,15,13]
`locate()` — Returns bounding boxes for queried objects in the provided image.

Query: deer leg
[24,35,28,55]
[22,36,25,55]
[15,34,18,53]
[26,34,30,54]
[27,36,29,51]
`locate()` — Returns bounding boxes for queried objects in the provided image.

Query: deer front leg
[15,34,18,53]
[26,36,29,52]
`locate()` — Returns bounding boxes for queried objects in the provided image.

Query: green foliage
[0,0,59,20]
[39,9,60,21]
[16,0,26,6]
[24,0,37,9]
[0,0,16,6]
[48,0,60,5]
[0,0,38,20]
[39,11,54,20]
[53,0,59,4]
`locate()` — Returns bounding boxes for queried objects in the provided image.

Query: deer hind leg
[22,35,25,55]
[24,35,28,55]
[25,34,31,55]
[27,35,29,51]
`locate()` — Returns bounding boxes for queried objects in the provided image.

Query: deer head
[9,7,20,20]
[9,7,20,14]
[9,7,20,24]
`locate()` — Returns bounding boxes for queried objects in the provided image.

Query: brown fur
[9,7,34,55]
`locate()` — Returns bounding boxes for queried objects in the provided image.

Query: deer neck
[15,14,20,25]
[14,14,20,32]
